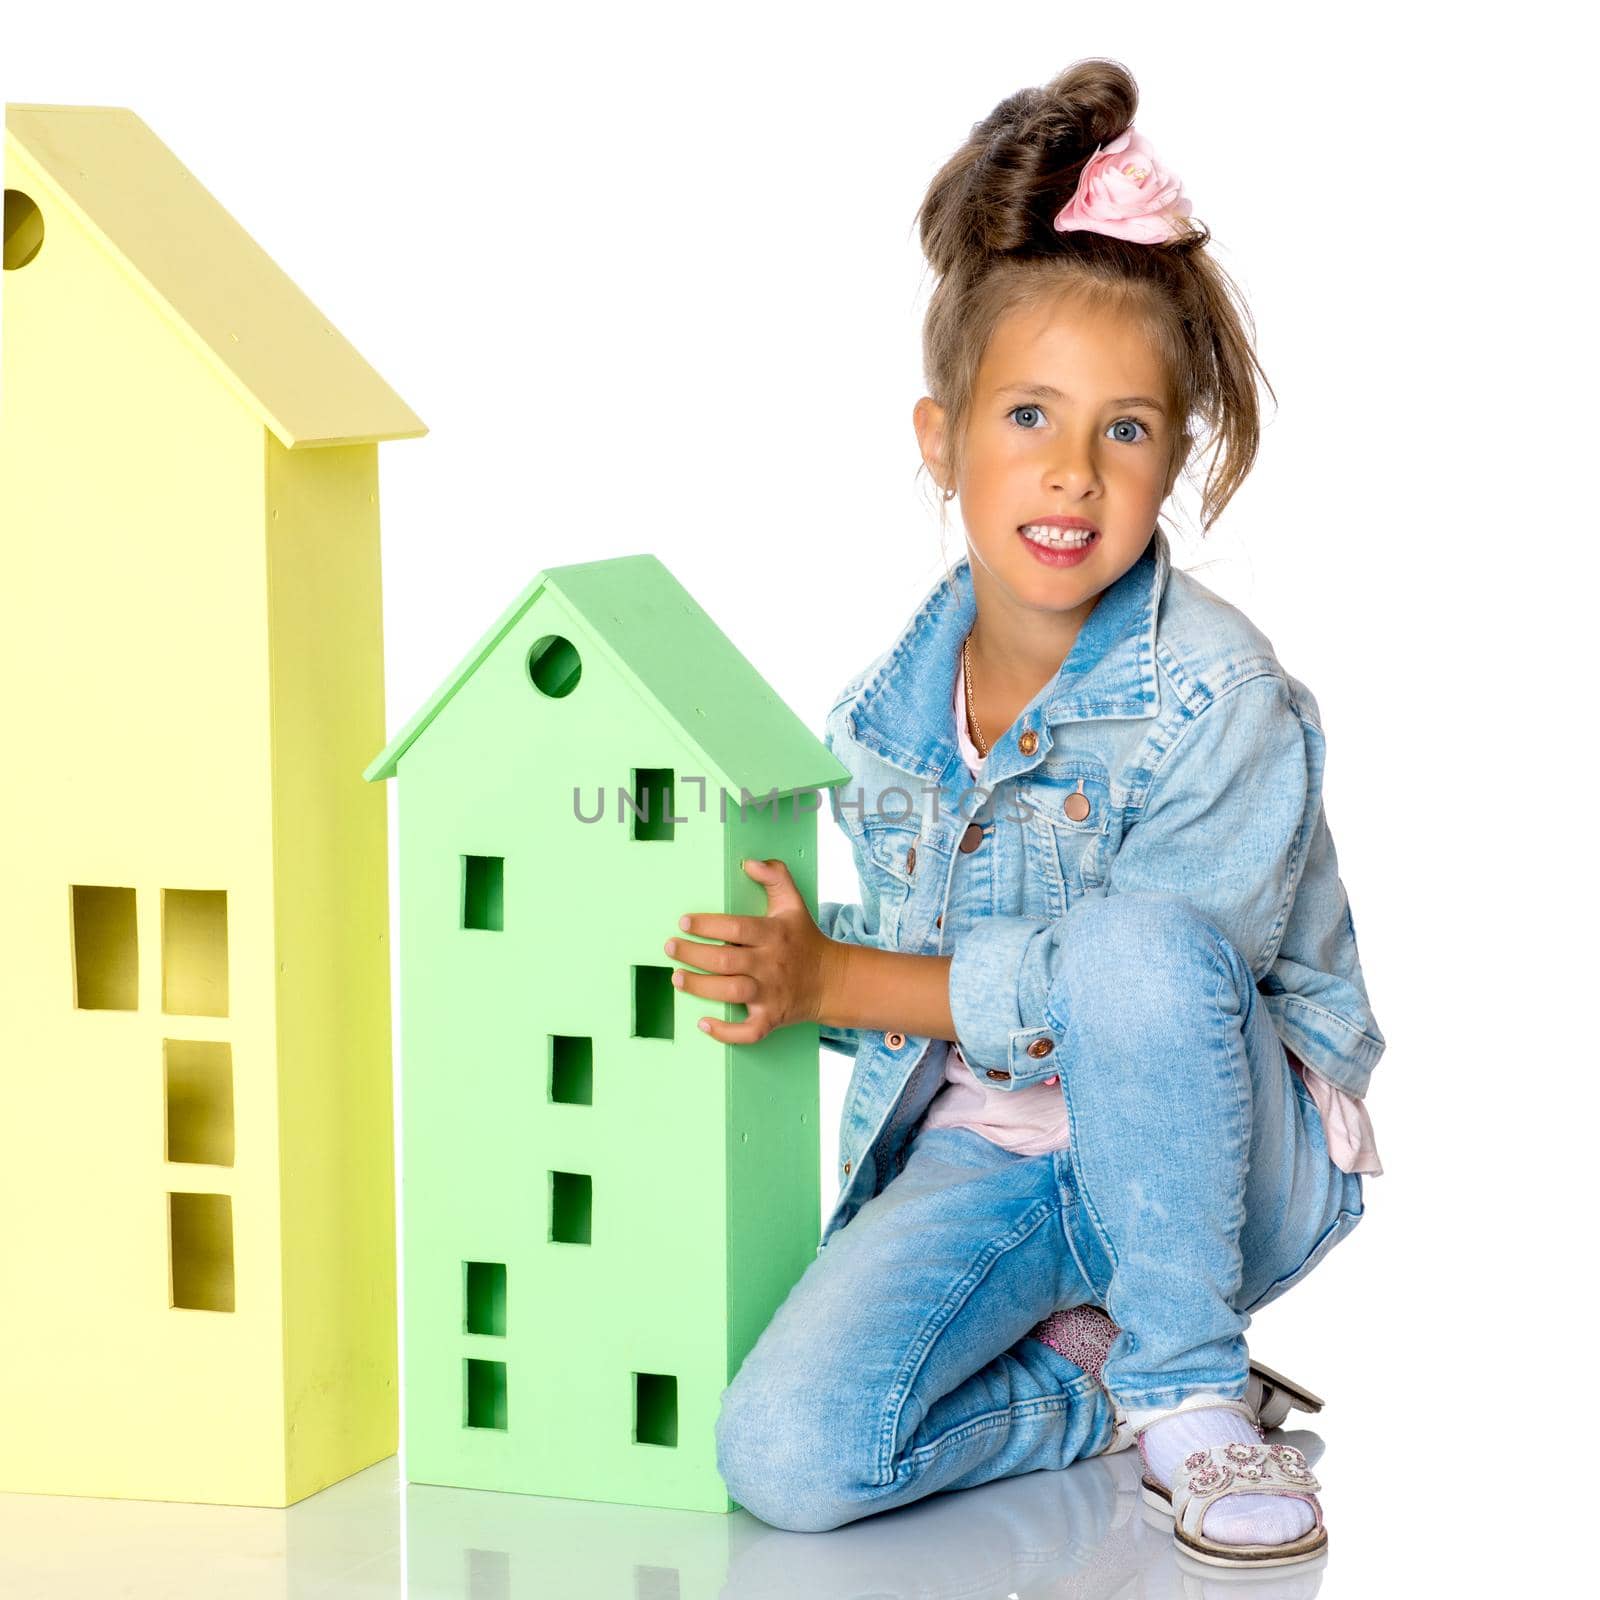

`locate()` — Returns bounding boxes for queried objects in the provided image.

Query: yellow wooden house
[0,104,425,1507]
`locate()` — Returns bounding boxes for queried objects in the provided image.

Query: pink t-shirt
[919,667,1383,1176]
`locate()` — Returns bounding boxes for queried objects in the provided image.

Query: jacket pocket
[1016,759,1113,908]
[859,818,921,946]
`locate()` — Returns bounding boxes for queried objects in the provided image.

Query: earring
[943,484,957,502]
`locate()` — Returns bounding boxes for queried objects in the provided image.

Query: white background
[4,3,1594,1595]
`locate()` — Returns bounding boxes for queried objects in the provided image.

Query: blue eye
[1006,405,1153,444]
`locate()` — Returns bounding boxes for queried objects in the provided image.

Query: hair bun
[917,58,1140,273]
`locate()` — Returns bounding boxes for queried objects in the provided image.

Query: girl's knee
[1056,893,1248,1025]
[715,1376,862,1532]
[1074,890,1231,958]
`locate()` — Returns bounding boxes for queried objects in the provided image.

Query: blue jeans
[715,895,1365,1532]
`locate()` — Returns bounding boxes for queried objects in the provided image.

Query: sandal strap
[1170,1440,1324,1541]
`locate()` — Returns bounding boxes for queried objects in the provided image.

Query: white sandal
[1248,1358,1324,1431]
[1139,1400,1328,1569]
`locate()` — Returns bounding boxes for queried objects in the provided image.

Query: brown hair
[913,57,1274,543]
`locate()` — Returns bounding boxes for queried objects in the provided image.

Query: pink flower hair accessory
[1052,125,1193,245]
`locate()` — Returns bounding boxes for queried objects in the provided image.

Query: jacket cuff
[947,915,1063,1087]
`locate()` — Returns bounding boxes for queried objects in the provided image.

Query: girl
[664,58,1384,1570]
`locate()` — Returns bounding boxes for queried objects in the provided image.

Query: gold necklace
[961,633,988,757]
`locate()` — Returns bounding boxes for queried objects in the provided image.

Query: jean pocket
[1288,1061,1317,1109]
[1241,1200,1364,1316]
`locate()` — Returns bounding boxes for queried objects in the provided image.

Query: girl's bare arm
[819,939,955,1043]
[669,857,955,1046]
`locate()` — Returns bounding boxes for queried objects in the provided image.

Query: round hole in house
[4,190,45,271]
[527,634,581,698]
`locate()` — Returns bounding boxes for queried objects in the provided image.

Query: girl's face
[917,293,1183,629]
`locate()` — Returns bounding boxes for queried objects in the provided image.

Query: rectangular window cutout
[550,1170,592,1245]
[467,1550,511,1600]
[633,1372,678,1448]
[465,1261,507,1336]
[632,965,674,1040]
[465,1357,508,1430]
[71,885,138,1010]
[635,1568,681,1600]
[630,768,675,842]
[462,855,504,931]
[169,1191,235,1312]
[162,889,229,1017]
[165,1039,234,1166]
[550,1034,593,1104]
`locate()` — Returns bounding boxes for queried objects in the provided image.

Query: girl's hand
[665,858,839,1045]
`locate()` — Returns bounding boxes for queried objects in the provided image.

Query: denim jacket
[815,528,1385,1248]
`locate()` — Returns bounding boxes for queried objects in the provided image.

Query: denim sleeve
[947,672,1312,1080]
[817,896,882,947]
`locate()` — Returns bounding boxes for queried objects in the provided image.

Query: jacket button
[843,1159,852,1176]
[1064,780,1092,822]
[1027,1037,1056,1058]
[906,844,916,875]
[959,822,984,854]
[985,1068,1011,1081]
[935,914,942,928]
[884,1030,905,1050]
[1019,729,1038,755]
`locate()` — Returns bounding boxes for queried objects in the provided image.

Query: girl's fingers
[698,1013,770,1045]
[674,970,757,1004]
[743,857,805,914]
[666,935,742,975]
[676,912,760,947]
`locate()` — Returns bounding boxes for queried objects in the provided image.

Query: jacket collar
[848,528,1169,789]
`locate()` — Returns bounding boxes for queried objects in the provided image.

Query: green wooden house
[364,553,849,1513]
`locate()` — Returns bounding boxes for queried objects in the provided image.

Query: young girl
[664,58,1384,1569]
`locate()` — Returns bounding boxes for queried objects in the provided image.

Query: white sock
[1138,1406,1315,1547]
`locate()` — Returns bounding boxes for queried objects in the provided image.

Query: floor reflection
[0,1451,402,1598]
[402,1428,1330,1600]
[0,1428,1331,1597]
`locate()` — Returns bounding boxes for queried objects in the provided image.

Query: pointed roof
[4,103,426,448]
[365,554,851,801]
